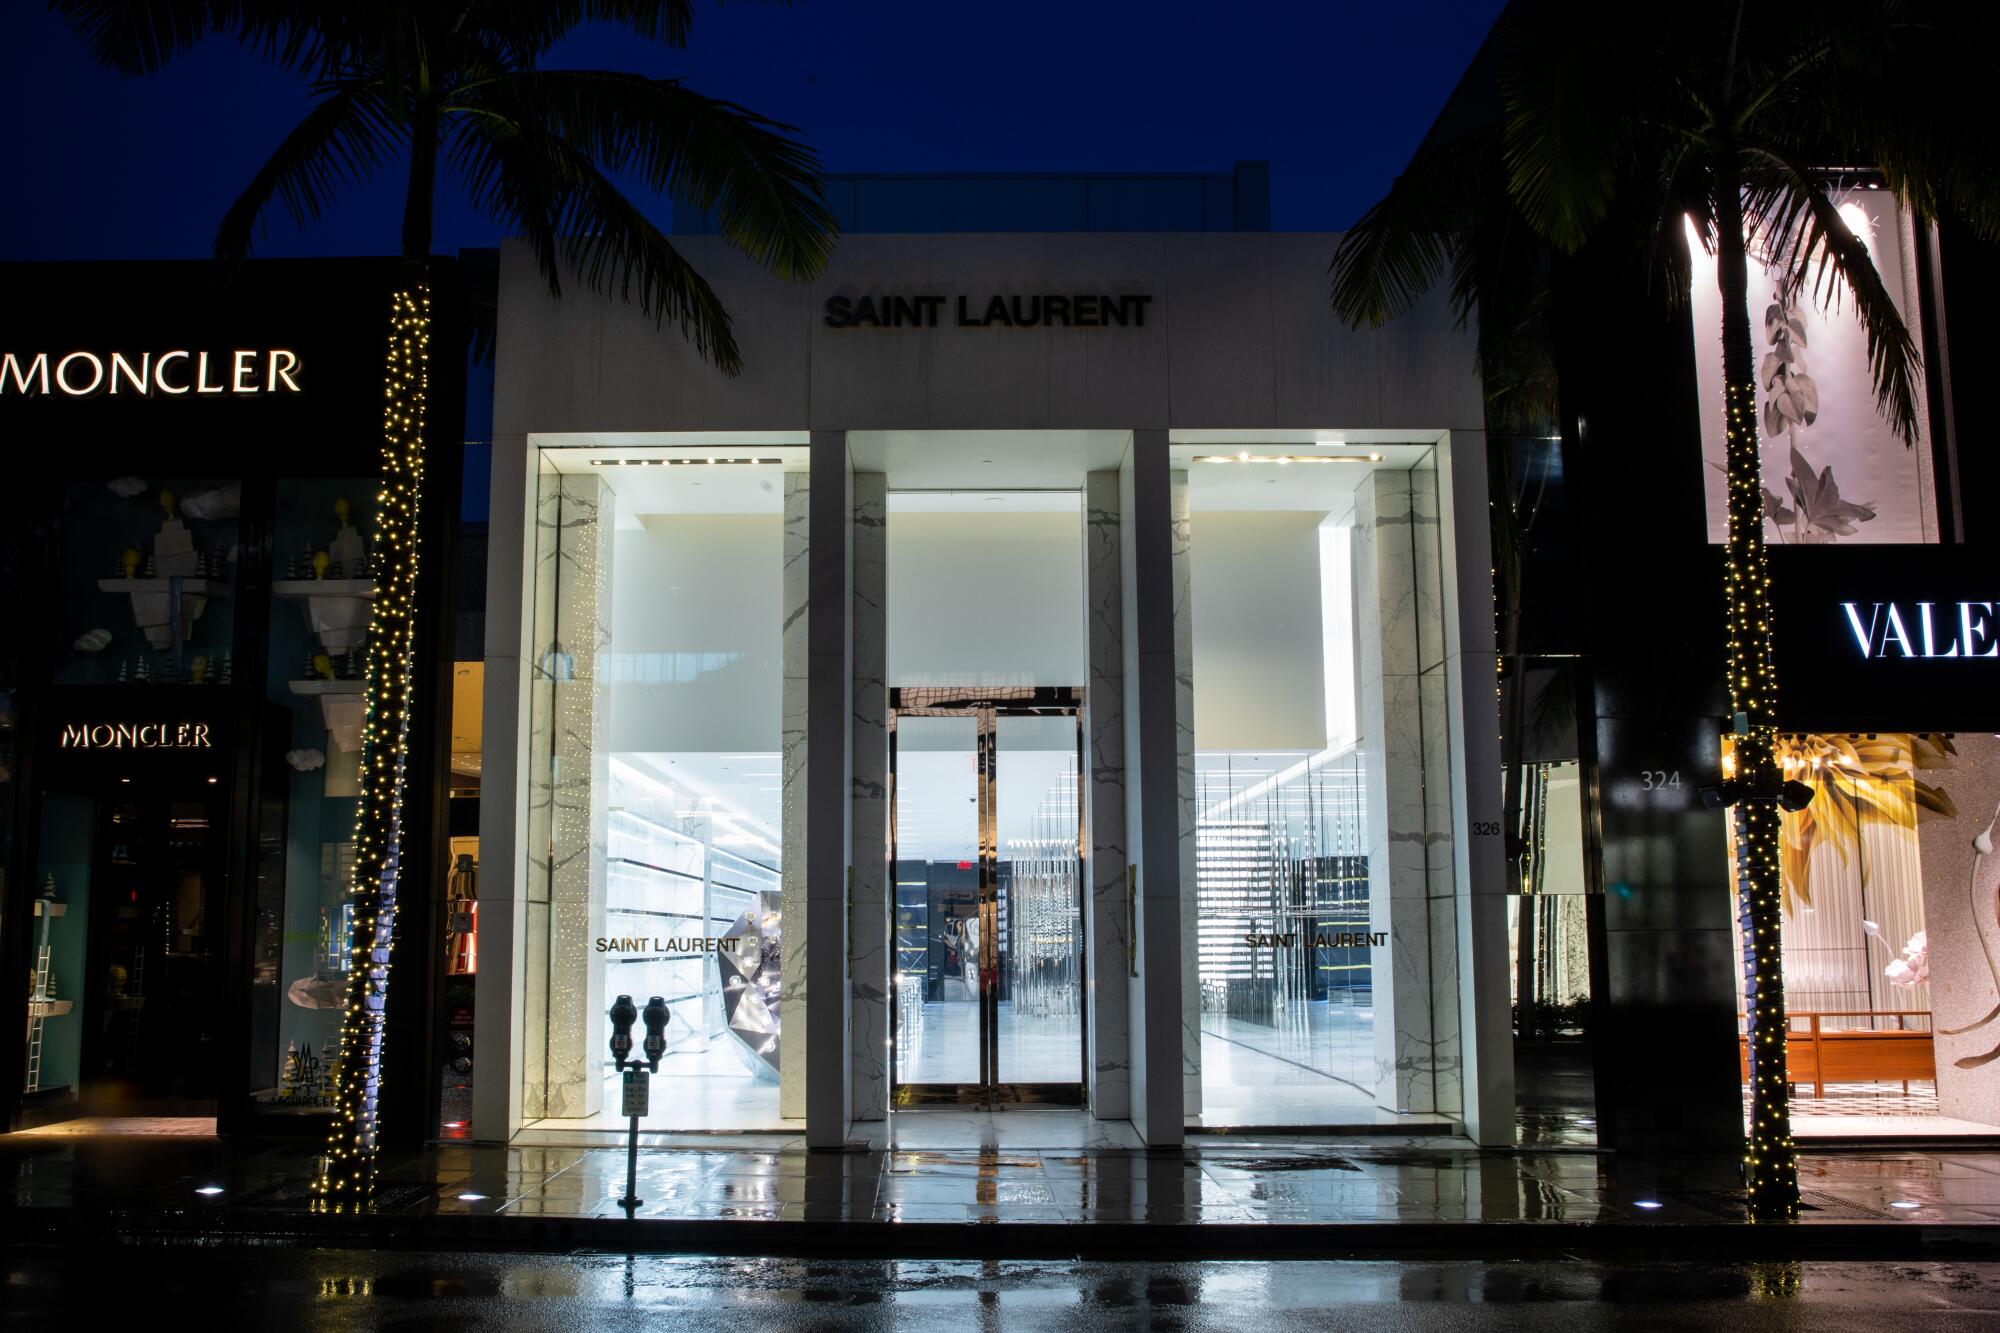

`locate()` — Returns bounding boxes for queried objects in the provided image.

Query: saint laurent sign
[60,721,214,750]
[824,292,1152,329]
[1245,930,1388,948]
[595,936,742,954]
[0,349,302,397]
[1841,601,2000,658]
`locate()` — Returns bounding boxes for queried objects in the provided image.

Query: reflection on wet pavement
[6,1249,2000,1330]
[7,1127,2000,1227]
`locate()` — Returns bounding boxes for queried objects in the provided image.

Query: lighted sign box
[1771,545,1999,731]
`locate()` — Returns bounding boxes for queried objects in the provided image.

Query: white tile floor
[897,1000,1085,1085]
[1747,1081,2000,1139]
[1191,1004,1398,1128]
[520,1037,785,1135]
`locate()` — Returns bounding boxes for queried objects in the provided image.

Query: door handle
[1127,863,1138,977]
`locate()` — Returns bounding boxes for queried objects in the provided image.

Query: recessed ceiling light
[195,1186,224,1196]
[457,1192,488,1202]
[1633,1200,1663,1210]
[1890,1200,1921,1210]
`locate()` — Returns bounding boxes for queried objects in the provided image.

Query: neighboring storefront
[475,169,1516,1149]
[0,260,467,1138]
[1746,546,2000,1138]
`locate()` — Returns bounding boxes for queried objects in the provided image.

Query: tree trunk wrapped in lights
[315,279,429,1207]
[1716,179,1798,1219]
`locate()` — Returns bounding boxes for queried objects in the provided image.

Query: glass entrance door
[889,687,1085,1106]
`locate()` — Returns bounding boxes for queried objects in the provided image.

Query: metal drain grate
[1800,1188,1899,1220]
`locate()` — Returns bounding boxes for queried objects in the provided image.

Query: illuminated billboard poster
[1689,189,1936,545]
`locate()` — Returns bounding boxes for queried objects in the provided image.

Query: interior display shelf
[608,855,704,882]
[287,678,366,696]
[608,808,704,846]
[27,998,74,1018]
[33,901,67,918]
[272,579,376,599]
[97,577,230,595]
[606,905,704,922]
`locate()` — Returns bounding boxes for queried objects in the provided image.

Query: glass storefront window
[521,447,796,1131]
[58,478,241,687]
[1186,448,1460,1127]
[1727,731,2000,1136]
[249,477,377,1115]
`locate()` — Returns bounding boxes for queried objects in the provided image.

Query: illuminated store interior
[1728,731,2000,1138]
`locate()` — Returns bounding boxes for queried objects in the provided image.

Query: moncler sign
[0,348,302,398]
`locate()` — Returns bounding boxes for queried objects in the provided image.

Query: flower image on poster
[1690,190,1936,544]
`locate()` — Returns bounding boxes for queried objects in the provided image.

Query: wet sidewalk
[7,1120,1999,1258]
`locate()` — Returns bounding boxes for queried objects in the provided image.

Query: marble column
[524,471,612,1119]
[472,431,532,1140]
[1084,470,1131,1119]
[850,471,889,1122]
[1171,468,1201,1117]
[1435,430,1514,1145]
[1353,467,1461,1117]
[804,432,854,1148]
[1121,431,1186,1146]
[780,471,811,1121]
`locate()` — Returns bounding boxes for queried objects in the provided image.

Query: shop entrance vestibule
[889,687,1086,1107]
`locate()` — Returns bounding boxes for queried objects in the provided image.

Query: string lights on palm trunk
[1719,341,1802,1220]
[315,279,429,1207]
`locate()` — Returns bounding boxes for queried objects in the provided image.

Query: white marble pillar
[804,432,854,1148]
[780,471,811,1121]
[1353,467,1461,1117]
[850,471,889,1122]
[1171,468,1201,1117]
[1121,432,1187,1146]
[1084,470,1131,1119]
[1436,429,1513,1145]
[472,431,532,1141]
[527,471,612,1119]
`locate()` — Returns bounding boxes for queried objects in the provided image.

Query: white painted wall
[606,514,781,752]
[887,510,1085,687]
[1189,510,1329,753]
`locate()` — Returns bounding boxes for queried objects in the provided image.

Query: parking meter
[641,996,670,1073]
[608,993,637,1071]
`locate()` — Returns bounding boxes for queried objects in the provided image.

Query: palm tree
[56,0,836,1204]
[1333,0,2000,1218]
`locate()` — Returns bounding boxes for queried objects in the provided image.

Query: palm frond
[457,70,834,281]
[1744,150,1922,444]
[448,111,742,372]
[1494,2,1637,252]
[214,77,394,260]
[1330,130,1498,330]
[53,1,336,76]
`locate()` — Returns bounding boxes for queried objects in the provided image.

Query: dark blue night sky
[2,2,1503,259]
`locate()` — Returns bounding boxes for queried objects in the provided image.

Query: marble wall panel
[780,471,811,1121]
[850,472,889,1122]
[1171,468,1201,1116]
[540,473,612,1120]
[1085,469,1132,1119]
[1354,467,1463,1119]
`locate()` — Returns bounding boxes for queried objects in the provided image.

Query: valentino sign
[1841,600,2000,658]
[0,348,302,398]
[824,291,1153,329]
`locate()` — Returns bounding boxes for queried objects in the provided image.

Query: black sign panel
[1771,544,1999,732]
[0,258,466,477]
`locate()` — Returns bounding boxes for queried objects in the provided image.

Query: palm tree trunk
[1716,164,1800,1220]
[317,104,436,1206]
